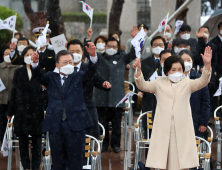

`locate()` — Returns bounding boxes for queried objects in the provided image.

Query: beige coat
[135,67,211,169]
[0,62,22,105]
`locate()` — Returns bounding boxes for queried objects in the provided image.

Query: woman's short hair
[94,35,107,45]
[164,55,185,75]
[178,49,194,61]
[21,46,35,60]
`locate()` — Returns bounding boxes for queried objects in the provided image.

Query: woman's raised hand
[133,58,141,77]
[201,46,212,71]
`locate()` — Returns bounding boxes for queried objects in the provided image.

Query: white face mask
[59,64,74,75]
[73,53,82,63]
[184,62,193,72]
[11,38,18,45]
[165,32,172,39]
[204,33,209,40]
[220,30,222,35]
[181,33,190,40]
[106,48,117,56]
[4,55,11,63]
[168,72,183,83]
[152,46,164,55]
[96,43,105,50]
[17,45,26,53]
[177,47,187,53]
[174,47,179,54]
[24,55,32,65]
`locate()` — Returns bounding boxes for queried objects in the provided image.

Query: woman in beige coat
[133,46,212,170]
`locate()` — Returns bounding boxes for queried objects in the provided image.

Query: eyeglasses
[152,43,164,48]
[106,45,118,49]
[18,42,28,46]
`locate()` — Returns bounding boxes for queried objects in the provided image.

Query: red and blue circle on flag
[162,21,165,26]
[85,5,89,11]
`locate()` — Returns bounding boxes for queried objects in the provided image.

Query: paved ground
[0,116,221,170]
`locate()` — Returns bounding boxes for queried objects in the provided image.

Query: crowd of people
[0,21,222,170]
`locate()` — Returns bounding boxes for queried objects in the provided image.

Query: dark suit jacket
[7,66,48,135]
[80,62,109,107]
[140,55,160,113]
[11,48,56,72]
[196,37,217,83]
[31,60,97,133]
[189,69,210,137]
[210,35,222,76]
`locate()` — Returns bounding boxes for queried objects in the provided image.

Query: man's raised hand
[85,42,96,57]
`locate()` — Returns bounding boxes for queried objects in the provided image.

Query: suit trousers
[97,107,123,148]
[0,104,8,143]
[18,135,42,169]
[86,107,100,139]
[160,117,188,170]
[49,120,85,170]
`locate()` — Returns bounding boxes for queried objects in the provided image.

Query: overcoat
[135,67,211,169]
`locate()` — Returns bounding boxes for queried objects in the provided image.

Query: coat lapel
[64,72,76,95]
[52,73,63,95]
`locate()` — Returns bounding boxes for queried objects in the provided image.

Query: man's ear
[56,63,60,69]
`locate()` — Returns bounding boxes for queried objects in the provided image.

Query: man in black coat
[10,27,56,72]
[196,26,218,115]
[210,22,222,107]
[30,45,98,170]
[85,37,136,153]
[65,39,111,139]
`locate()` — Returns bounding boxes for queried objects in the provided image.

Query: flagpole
[12,13,17,39]
[163,13,169,35]
[135,24,143,76]
[90,8,94,28]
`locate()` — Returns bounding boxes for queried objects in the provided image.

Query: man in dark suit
[10,27,56,72]
[196,26,218,117]
[66,39,111,139]
[210,22,222,108]
[31,43,98,170]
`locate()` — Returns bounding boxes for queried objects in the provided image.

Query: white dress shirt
[60,75,68,85]
[182,71,190,78]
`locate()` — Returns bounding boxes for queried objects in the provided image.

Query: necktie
[155,59,159,63]
[74,67,78,73]
[62,76,67,121]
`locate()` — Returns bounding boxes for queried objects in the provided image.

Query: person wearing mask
[133,46,212,170]
[0,45,22,144]
[138,36,165,118]
[126,24,152,115]
[30,43,98,170]
[84,37,136,153]
[108,31,125,53]
[162,24,174,50]
[179,49,210,138]
[196,27,218,121]
[65,39,111,139]
[6,46,48,170]
[175,39,191,54]
[84,27,107,55]
[9,37,29,64]
[210,22,222,112]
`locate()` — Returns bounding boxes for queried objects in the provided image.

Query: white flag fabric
[1,133,8,157]
[149,70,158,81]
[36,23,49,50]
[0,15,16,32]
[0,78,6,92]
[50,34,67,54]
[158,13,169,33]
[174,20,184,35]
[80,1,93,19]
[116,91,135,108]
[131,27,146,58]
[214,78,222,96]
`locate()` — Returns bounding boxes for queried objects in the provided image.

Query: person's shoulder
[190,69,201,79]
[210,36,219,43]
[46,48,56,55]
[127,38,133,43]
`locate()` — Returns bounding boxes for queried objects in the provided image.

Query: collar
[60,74,68,80]
[74,62,82,71]
[154,56,160,61]
[38,47,46,53]
[182,71,190,78]
[218,34,222,42]
[167,38,173,43]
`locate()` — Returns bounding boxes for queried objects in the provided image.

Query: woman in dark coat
[6,46,47,170]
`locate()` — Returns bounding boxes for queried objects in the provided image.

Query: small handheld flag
[214,78,222,97]
[80,1,93,27]
[116,91,135,108]
[149,69,158,81]
[36,21,49,51]
[0,15,16,32]
[131,24,146,75]
[158,13,169,34]
[174,20,184,35]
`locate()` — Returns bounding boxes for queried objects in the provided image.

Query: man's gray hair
[55,50,73,63]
